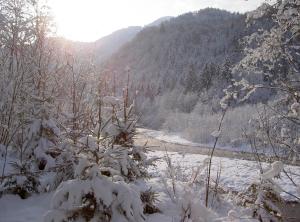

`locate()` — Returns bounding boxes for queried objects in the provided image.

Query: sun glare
[50,0,117,42]
[49,0,266,42]
[49,0,169,42]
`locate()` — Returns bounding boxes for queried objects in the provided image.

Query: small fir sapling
[44,157,146,222]
[45,75,159,221]
[100,76,158,182]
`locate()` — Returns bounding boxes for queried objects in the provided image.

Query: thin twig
[205,109,226,207]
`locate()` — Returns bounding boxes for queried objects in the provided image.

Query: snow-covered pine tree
[45,72,158,221]
[44,157,145,222]
[100,73,157,182]
[60,56,94,146]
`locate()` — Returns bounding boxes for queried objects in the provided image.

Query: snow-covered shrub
[0,148,74,198]
[236,161,285,222]
[160,153,216,222]
[140,188,160,214]
[234,0,300,160]
[175,184,216,222]
[244,99,300,162]
[0,96,74,197]
[0,162,40,199]
[44,158,145,222]
[161,177,217,222]
[162,104,257,146]
[21,100,60,171]
[76,136,156,182]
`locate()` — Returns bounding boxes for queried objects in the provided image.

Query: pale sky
[49,0,265,42]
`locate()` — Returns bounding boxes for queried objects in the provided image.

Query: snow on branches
[45,157,145,222]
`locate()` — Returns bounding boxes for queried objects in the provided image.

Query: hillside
[98,8,277,147]
[103,8,246,95]
[93,26,142,62]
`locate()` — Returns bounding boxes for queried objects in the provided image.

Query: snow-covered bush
[236,161,285,222]
[21,98,61,171]
[44,158,145,222]
[0,162,40,199]
[174,184,216,222]
[162,104,257,146]
[140,188,160,214]
[1,95,75,197]
[243,100,300,162]
[160,152,216,222]
[76,135,155,183]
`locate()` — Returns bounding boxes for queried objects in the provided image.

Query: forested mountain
[102,8,249,104]
[92,16,175,61]
[99,8,276,134]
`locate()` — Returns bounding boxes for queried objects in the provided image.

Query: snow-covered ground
[148,151,300,201]
[0,192,52,222]
[1,150,299,222]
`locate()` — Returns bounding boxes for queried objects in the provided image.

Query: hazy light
[49,0,265,42]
